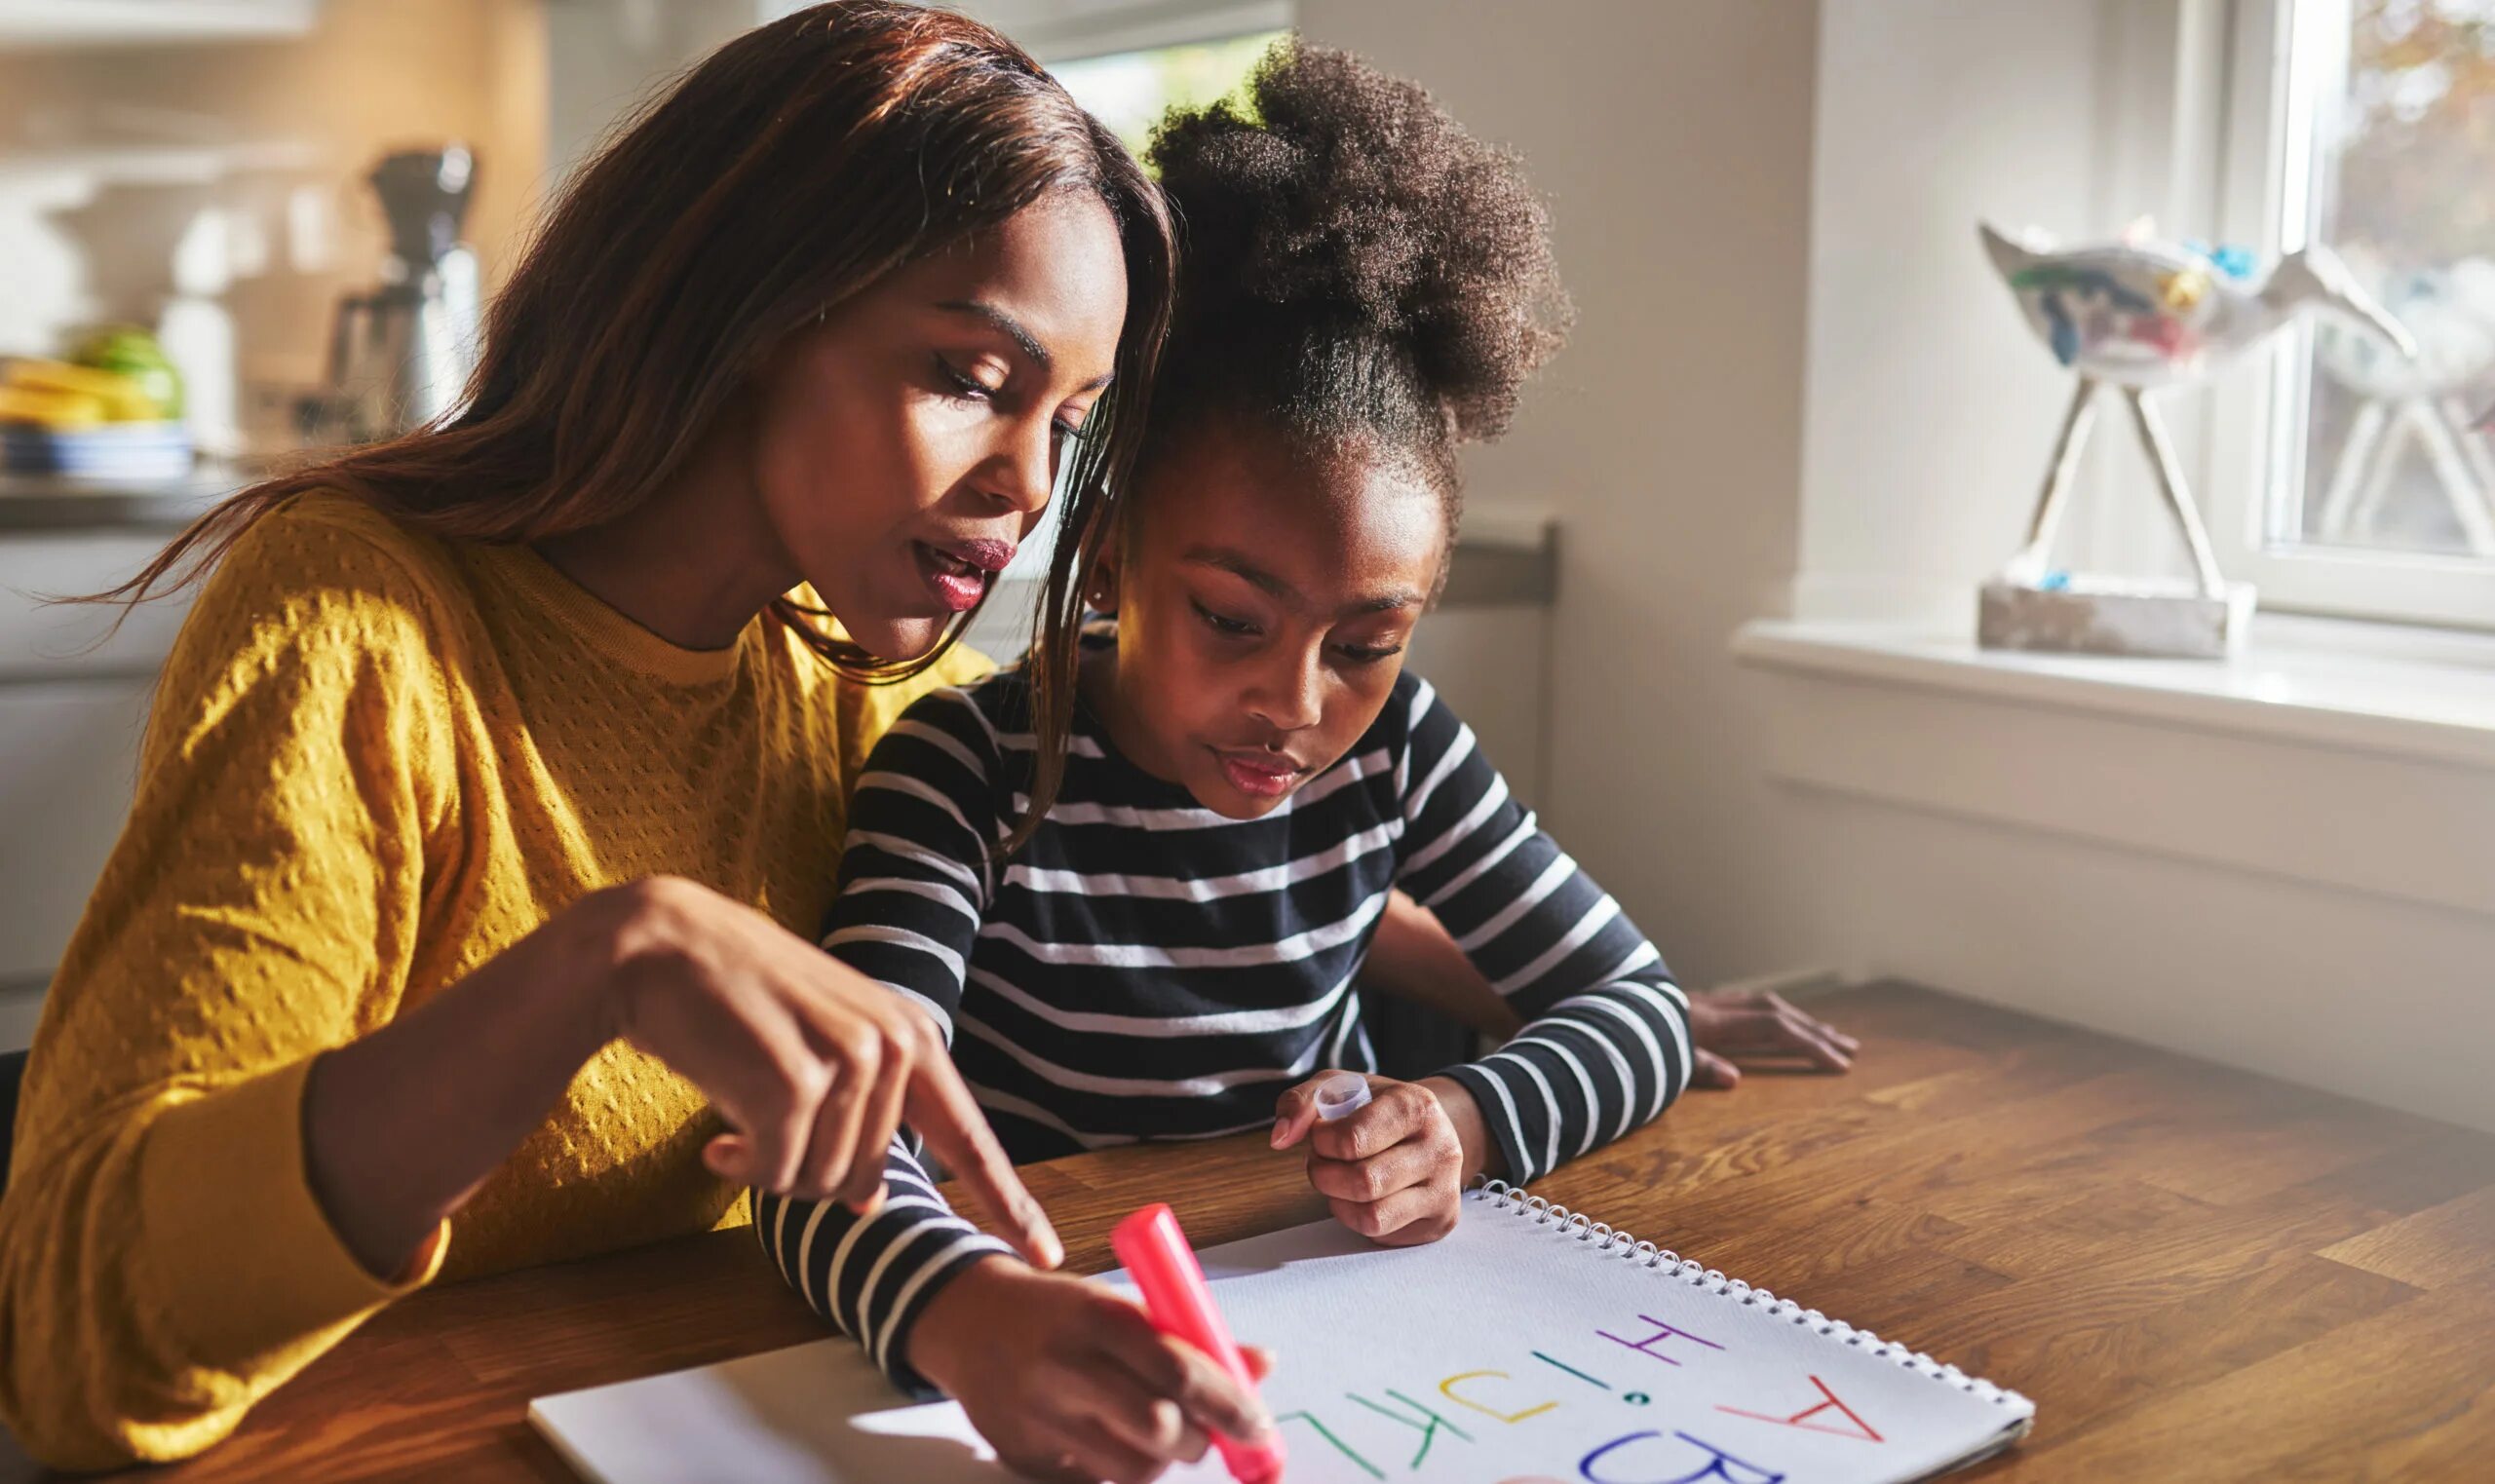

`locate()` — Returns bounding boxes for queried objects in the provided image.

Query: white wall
[1294,0,1829,992]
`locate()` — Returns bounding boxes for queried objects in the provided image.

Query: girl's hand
[598,876,1059,1267]
[1685,988,1861,1088]
[908,1259,1277,1484]
[1271,1073,1478,1245]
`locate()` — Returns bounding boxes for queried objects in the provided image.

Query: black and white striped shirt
[755,633,1692,1390]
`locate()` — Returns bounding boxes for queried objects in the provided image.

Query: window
[1051,29,1287,154]
[2211,0,2495,627]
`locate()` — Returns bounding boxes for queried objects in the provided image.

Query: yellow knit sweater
[0,492,987,1468]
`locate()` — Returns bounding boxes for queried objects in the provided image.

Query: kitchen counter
[0,466,247,533]
[0,470,1560,581]
[0,473,1562,603]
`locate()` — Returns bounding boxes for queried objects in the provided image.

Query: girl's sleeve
[754,686,1015,1395]
[0,515,455,1468]
[1390,678,1694,1185]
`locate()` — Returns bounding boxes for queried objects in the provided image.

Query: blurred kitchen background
[0,0,1555,1070]
[6,1,2492,1133]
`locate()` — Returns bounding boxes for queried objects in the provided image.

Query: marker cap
[1314,1071,1373,1123]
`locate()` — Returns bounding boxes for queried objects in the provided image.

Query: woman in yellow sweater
[0,3,1189,1468]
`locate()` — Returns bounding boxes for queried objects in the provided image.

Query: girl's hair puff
[1142,38,1569,516]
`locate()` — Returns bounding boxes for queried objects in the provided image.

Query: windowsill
[1732,610,2495,774]
[1731,607,2495,921]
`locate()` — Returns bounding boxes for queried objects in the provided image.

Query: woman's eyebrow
[936,299,1050,366]
[935,299,1115,392]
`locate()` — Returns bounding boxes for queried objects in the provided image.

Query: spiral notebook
[531,1180,2034,1483]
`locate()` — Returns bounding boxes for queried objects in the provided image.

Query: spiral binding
[1467,1177,2032,1412]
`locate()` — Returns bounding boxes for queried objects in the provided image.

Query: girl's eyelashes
[1190,595,1404,664]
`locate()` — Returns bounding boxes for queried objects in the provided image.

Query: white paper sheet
[532,1189,2032,1484]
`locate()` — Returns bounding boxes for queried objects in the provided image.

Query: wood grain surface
[8,981,2489,1481]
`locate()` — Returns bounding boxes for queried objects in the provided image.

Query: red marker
[1110,1203,1285,1484]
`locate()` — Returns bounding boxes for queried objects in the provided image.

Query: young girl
[753,41,1691,1482]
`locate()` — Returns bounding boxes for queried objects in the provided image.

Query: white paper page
[532,1189,2032,1484]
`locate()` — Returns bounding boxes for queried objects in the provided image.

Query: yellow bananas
[0,359,169,427]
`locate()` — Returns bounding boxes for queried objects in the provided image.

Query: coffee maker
[309,145,482,443]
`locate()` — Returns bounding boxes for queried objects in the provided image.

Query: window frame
[2203,0,2495,629]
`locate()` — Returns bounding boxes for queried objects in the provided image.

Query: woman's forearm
[300,888,632,1277]
[301,874,1056,1283]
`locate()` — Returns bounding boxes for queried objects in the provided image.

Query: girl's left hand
[1270,1073,1478,1246]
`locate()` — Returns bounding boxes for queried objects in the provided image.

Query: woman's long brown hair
[81,0,1171,852]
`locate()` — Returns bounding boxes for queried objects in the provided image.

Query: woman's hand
[304,875,1057,1282]
[1685,988,1860,1088]
[908,1259,1277,1484]
[1270,1072,1481,1245]
[600,877,1056,1258]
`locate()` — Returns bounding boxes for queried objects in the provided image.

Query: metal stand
[2005,376,2100,585]
[1981,379,2253,659]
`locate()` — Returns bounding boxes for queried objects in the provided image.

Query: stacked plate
[0,422,195,483]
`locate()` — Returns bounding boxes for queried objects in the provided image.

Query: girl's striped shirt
[754,634,1692,1391]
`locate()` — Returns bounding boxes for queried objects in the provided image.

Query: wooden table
[12,982,2494,1481]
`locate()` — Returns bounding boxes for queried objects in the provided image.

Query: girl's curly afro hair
[1142,38,1570,492]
